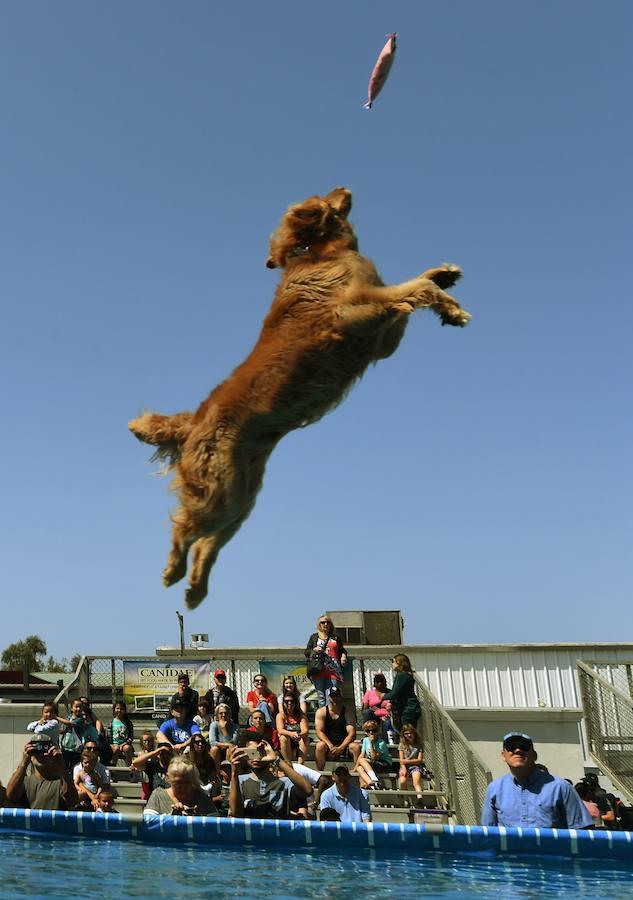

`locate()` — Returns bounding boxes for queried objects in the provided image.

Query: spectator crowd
[2,629,631,833]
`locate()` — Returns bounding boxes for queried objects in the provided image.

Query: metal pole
[111,658,117,708]
[176,611,185,655]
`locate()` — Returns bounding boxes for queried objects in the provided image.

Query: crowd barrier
[0,808,632,862]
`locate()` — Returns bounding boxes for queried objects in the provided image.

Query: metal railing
[54,656,90,711]
[577,660,633,804]
[414,673,492,825]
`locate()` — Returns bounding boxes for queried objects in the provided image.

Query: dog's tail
[128,411,193,467]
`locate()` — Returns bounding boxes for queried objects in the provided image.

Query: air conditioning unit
[190,633,209,649]
[325,611,403,646]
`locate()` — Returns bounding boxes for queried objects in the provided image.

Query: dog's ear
[325,187,352,218]
[266,196,335,269]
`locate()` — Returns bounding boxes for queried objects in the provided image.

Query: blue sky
[2,2,631,660]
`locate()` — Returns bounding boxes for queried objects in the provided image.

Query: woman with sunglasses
[382,654,421,731]
[281,674,308,716]
[276,694,310,764]
[188,733,223,806]
[208,703,239,768]
[246,674,278,724]
[304,615,347,707]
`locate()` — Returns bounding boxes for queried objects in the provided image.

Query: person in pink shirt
[362,673,394,741]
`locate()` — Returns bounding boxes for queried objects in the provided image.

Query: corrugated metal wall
[408,646,633,709]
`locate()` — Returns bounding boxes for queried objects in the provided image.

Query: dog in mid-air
[129,187,470,609]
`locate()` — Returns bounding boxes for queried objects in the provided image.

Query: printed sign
[259,659,354,703]
[123,660,211,712]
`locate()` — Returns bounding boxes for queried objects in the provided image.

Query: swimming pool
[1,832,633,898]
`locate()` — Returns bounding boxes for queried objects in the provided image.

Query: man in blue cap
[481,732,593,829]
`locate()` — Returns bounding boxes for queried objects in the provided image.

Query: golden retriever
[129,187,470,608]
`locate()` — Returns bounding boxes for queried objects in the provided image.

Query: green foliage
[1,635,47,671]
[1,637,81,672]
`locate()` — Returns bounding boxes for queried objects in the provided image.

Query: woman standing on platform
[304,615,347,708]
[382,654,421,733]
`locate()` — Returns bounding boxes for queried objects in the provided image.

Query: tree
[1,635,47,671]
[69,653,82,672]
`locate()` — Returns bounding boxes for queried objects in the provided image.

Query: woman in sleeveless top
[304,615,347,707]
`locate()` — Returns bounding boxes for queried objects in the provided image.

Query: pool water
[1,834,633,898]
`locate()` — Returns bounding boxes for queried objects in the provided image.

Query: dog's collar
[288,246,310,258]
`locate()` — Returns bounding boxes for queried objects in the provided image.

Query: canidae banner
[123,660,211,712]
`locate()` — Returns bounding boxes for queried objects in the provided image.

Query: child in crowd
[193,699,212,737]
[355,718,393,789]
[61,698,91,769]
[95,788,116,813]
[74,747,105,809]
[110,701,135,767]
[27,701,62,747]
[398,725,427,795]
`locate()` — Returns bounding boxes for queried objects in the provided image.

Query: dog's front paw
[424,264,462,290]
[441,308,471,328]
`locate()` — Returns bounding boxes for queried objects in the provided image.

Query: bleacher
[105,708,452,824]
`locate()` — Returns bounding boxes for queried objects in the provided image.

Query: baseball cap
[329,685,342,697]
[214,668,226,677]
[29,732,52,747]
[171,698,187,710]
[332,764,349,776]
[502,732,534,750]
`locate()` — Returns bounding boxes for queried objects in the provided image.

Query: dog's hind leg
[184,518,247,610]
[162,510,197,587]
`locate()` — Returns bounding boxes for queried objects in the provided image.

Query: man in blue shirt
[319,765,372,823]
[156,699,200,751]
[481,732,593,829]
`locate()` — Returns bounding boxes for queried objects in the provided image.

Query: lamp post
[176,611,185,654]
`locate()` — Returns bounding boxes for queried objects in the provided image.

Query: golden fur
[129,187,470,609]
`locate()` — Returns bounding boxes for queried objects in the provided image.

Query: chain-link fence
[586,662,633,700]
[577,660,633,804]
[414,674,492,825]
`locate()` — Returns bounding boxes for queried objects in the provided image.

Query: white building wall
[406,645,633,709]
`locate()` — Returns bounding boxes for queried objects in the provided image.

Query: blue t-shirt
[481,770,593,829]
[159,718,200,744]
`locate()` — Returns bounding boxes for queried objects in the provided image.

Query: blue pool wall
[0,808,632,862]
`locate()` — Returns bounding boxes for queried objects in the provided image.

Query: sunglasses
[254,679,265,684]
[365,728,378,734]
[319,620,330,625]
[505,742,532,753]
[192,740,204,745]
[283,699,296,704]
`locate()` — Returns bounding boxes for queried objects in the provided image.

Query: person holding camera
[304,615,347,708]
[228,733,313,818]
[6,735,78,810]
[144,756,218,816]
